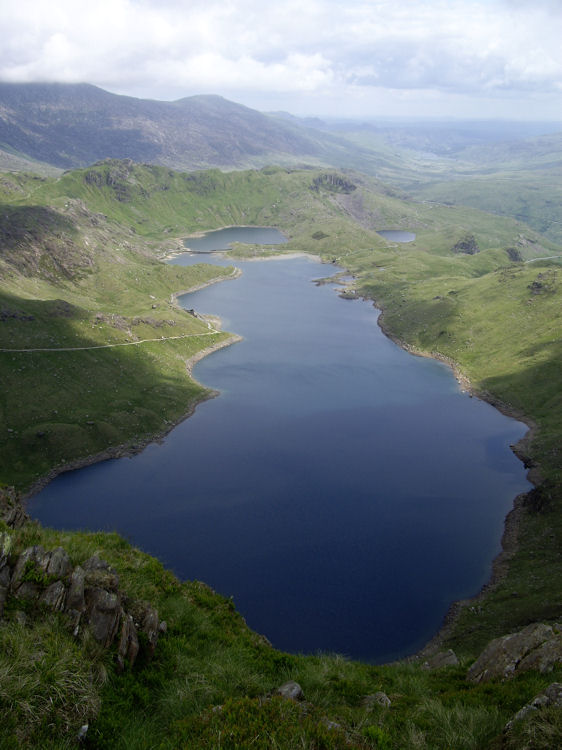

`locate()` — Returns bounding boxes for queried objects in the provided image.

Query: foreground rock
[0,489,163,669]
[467,623,562,682]
[276,681,305,702]
[361,692,391,709]
[422,649,459,670]
[0,486,29,529]
[2,541,163,670]
[504,682,562,732]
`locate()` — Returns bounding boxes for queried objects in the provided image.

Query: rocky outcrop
[0,308,35,322]
[528,270,557,295]
[451,233,479,254]
[1,540,164,671]
[504,682,562,732]
[362,692,391,709]
[506,247,523,262]
[0,489,163,669]
[0,532,13,618]
[311,173,357,194]
[276,681,305,702]
[422,649,459,670]
[467,623,562,682]
[0,487,30,529]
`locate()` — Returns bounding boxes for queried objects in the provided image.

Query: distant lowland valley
[0,82,561,749]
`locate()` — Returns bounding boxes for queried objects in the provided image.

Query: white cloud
[2,0,562,118]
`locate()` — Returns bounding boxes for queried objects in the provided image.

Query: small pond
[377,230,416,243]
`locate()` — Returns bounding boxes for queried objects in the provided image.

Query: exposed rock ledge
[1,489,163,671]
[467,622,562,683]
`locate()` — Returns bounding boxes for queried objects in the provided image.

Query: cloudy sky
[2,0,561,119]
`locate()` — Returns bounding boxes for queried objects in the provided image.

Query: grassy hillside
[1,161,561,747]
[386,131,562,244]
[318,124,562,245]
[1,160,560,491]
[0,189,237,489]
[408,167,562,245]
[2,517,560,749]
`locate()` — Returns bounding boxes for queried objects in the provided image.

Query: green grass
[0,613,105,748]
[1,160,561,747]
[2,161,557,491]
[0,199,236,487]
[2,523,560,748]
[409,168,562,244]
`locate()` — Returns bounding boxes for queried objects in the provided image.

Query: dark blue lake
[29,252,530,662]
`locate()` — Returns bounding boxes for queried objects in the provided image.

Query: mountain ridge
[0,82,331,170]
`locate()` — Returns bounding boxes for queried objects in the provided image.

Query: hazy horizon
[3,1,562,122]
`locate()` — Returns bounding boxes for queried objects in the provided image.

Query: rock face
[276,681,305,702]
[311,173,357,194]
[0,532,13,618]
[467,623,562,682]
[86,588,121,648]
[422,649,459,670]
[117,614,140,671]
[0,487,29,529]
[505,682,562,732]
[451,233,480,255]
[40,580,67,611]
[1,541,163,670]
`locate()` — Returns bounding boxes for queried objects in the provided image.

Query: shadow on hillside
[483,338,561,416]
[0,290,207,488]
[480,339,561,489]
[0,204,93,280]
[0,204,77,249]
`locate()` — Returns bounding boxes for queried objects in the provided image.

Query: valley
[0,87,561,748]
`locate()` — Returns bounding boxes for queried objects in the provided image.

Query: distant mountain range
[2,82,562,238]
[0,82,361,172]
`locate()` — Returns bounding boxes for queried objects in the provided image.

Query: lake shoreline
[172,246,538,659]
[23,334,242,500]
[22,265,244,500]
[169,266,242,305]
[23,247,536,665]
[160,225,290,261]
[369,293,538,660]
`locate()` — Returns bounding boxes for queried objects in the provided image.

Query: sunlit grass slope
[0,160,561,748]
[1,160,560,494]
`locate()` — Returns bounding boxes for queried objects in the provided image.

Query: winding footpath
[524,254,562,263]
[1,268,241,354]
[0,328,220,353]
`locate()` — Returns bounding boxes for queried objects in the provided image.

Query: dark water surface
[30,253,530,662]
[183,226,287,253]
